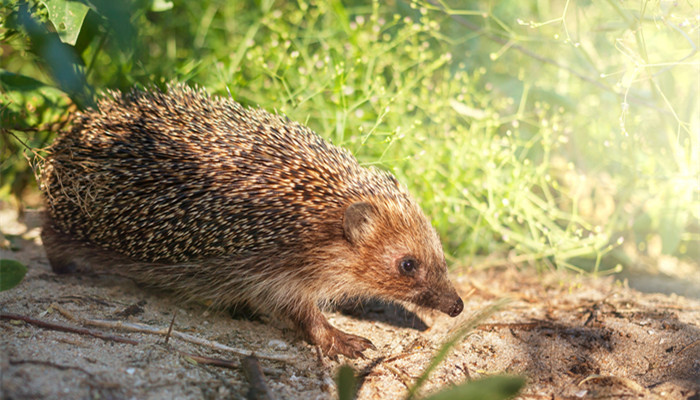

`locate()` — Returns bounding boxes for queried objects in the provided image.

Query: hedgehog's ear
[343,202,375,246]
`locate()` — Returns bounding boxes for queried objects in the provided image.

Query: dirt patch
[1,209,699,399]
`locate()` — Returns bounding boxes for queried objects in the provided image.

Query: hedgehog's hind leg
[41,218,79,274]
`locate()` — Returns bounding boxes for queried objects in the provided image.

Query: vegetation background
[1,0,698,283]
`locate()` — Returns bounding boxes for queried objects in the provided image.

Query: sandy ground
[1,208,699,399]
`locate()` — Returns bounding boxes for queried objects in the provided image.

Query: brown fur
[39,84,463,358]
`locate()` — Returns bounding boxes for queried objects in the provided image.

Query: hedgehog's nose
[448,298,464,317]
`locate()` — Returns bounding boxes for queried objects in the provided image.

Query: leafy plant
[1,0,697,277]
[1,0,162,205]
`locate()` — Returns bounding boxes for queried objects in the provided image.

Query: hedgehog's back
[41,85,400,263]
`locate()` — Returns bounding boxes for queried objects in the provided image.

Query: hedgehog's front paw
[322,328,376,359]
[296,309,376,359]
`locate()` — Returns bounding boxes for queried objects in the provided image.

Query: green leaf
[151,0,173,12]
[0,70,50,91]
[0,259,28,291]
[40,0,90,46]
[15,2,93,108]
[336,364,357,400]
[420,376,525,400]
[86,0,137,53]
[0,69,71,131]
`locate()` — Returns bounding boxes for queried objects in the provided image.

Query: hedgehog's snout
[432,290,463,317]
[408,281,463,317]
[447,297,464,317]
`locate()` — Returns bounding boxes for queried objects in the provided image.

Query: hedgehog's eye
[398,256,419,277]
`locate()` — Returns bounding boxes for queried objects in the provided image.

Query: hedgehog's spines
[41,84,414,264]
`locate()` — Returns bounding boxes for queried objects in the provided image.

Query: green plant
[1,0,697,277]
[1,0,148,204]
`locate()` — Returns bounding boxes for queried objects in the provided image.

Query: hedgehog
[39,83,464,358]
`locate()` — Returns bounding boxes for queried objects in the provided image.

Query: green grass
[1,0,698,276]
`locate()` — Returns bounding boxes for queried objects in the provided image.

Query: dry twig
[165,311,176,344]
[678,338,700,355]
[1,312,138,345]
[177,350,240,370]
[50,303,291,362]
[241,355,273,400]
[578,374,646,394]
[383,363,413,389]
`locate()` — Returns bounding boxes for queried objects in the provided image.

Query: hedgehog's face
[343,201,463,317]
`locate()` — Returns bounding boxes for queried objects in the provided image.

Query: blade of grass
[405,298,511,400]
